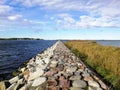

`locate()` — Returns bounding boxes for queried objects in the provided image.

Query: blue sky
[0,0,120,40]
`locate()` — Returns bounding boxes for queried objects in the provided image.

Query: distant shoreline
[0,38,43,40]
[0,38,120,41]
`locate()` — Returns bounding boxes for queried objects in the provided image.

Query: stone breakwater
[0,41,109,90]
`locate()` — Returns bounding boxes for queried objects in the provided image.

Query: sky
[0,0,120,40]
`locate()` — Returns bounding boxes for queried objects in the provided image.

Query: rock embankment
[0,41,109,90]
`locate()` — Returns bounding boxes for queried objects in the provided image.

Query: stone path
[0,41,109,90]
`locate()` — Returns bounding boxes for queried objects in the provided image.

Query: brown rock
[46,86,59,90]
[47,80,57,86]
[44,69,57,76]
[98,80,107,90]
[84,76,93,81]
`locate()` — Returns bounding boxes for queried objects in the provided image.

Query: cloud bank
[0,0,120,31]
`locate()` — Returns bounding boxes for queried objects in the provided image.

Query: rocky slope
[0,41,109,90]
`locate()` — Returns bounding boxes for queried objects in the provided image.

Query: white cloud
[0,0,120,30]
[11,0,120,28]
[0,5,12,14]
[7,15,23,21]
[54,14,120,29]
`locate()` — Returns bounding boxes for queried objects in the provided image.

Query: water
[0,40,56,80]
[96,40,120,47]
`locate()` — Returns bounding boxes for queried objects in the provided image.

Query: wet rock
[72,80,87,88]
[0,81,6,90]
[7,83,17,90]
[21,68,25,72]
[9,76,19,84]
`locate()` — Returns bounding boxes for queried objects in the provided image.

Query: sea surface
[0,40,56,80]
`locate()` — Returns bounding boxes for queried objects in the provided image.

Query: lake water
[0,40,56,80]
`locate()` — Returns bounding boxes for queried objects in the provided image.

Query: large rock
[84,76,93,81]
[9,76,19,84]
[70,76,81,81]
[49,63,57,68]
[74,71,80,76]
[72,80,87,88]
[20,68,25,72]
[0,81,6,90]
[88,81,100,88]
[77,69,84,73]
[28,68,44,81]
[32,77,46,87]
[44,58,50,64]
[49,61,58,68]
